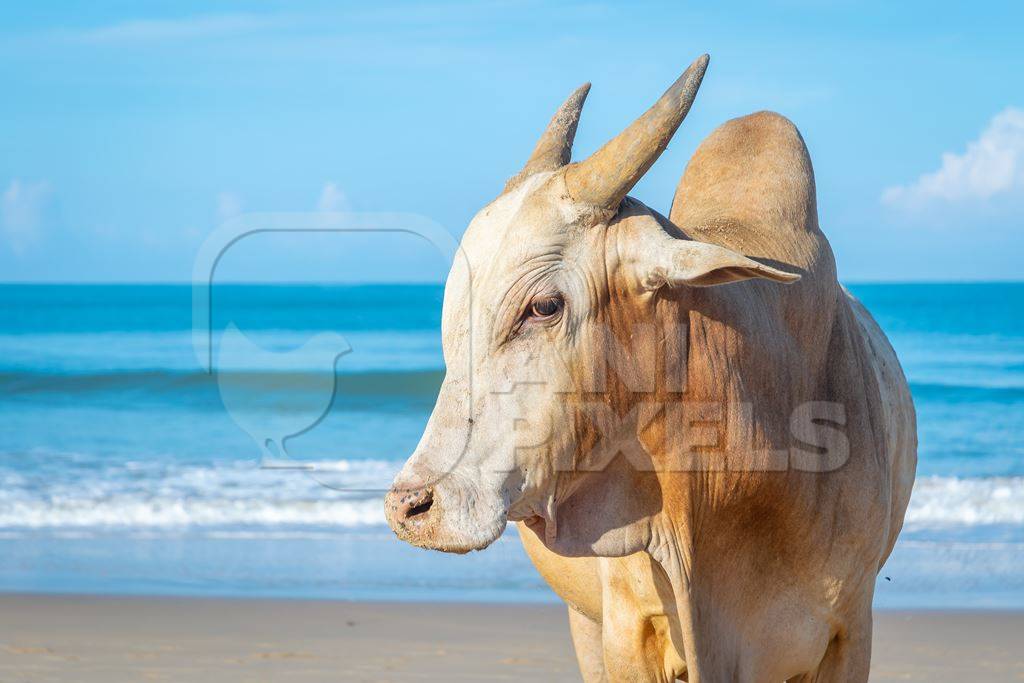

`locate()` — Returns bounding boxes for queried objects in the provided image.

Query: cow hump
[669,111,829,277]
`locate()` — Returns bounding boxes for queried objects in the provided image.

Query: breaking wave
[0,453,1022,533]
[0,456,397,531]
[904,475,1024,527]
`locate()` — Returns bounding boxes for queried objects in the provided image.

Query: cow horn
[565,54,709,211]
[505,83,591,192]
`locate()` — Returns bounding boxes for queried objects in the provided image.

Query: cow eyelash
[503,293,565,344]
[524,293,564,322]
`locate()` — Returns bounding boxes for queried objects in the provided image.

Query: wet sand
[1,595,1022,681]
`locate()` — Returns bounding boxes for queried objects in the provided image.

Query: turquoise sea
[1,283,1022,607]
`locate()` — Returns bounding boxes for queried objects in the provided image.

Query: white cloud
[883,107,1024,208]
[317,182,350,212]
[2,179,52,255]
[66,14,274,44]
[217,192,244,222]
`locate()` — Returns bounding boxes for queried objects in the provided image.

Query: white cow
[385,55,917,681]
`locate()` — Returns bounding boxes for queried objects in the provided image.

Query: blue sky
[1,1,1022,282]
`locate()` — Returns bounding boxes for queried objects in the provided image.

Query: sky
[1,0,1022,283]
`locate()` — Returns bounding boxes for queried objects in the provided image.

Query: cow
[384,54,917,682]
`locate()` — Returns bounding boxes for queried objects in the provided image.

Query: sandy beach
[0,595,1021,682]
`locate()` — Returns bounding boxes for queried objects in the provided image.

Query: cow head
[384,54,799,555]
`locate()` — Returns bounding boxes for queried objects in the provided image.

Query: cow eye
[528,294,563,320]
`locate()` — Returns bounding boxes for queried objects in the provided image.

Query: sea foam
[1,457,1022,531]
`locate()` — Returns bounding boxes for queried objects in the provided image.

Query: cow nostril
[390,486,435,526]
[406,491,434,519]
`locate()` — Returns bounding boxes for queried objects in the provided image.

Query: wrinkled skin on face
[383,119,799,554]
[387,171,600,553]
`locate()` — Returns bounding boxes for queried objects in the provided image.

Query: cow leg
[657,573,768,682]
[791,630,870,683]
[799,602,872,683]
[600,577,681,682]
[568,607,607,682]
[600,614,678,683]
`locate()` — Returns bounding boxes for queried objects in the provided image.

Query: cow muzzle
[384,471,508,554]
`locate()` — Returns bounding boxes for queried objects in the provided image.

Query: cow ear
[638,238,801,290]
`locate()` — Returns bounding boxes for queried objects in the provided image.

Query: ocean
[1,283,1022,607]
